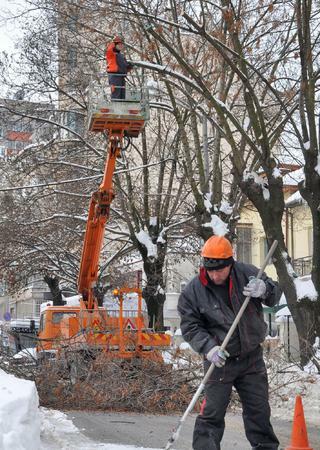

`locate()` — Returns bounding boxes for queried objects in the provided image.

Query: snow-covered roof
[40,295,81,313]
[63,295,81,306]
[282,167,304,186]
[9,318,39,329]
[285,190,305,207]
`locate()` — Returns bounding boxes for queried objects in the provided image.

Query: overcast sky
[0,0,23,54]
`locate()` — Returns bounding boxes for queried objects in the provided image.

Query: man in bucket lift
[106,35,133,100]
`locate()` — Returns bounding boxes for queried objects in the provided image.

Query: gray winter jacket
[177,262,281,358]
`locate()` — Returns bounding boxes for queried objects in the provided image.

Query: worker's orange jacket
[106,42,132,74]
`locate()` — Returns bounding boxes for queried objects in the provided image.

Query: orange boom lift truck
[37,79,170,362]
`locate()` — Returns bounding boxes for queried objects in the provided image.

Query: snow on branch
[135,230,157,259]
[20,213,87,226]
[294,277,318,302]
[0,175,101,192]
[243,170,270,201]
[219,201,233,215]
[202,215,229,236]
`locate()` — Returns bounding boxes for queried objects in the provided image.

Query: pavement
[67,410,320,449]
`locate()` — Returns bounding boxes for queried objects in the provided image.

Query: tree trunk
[43,275,64,306]
[240,175,318,364]
[311,208,320,295]
[142,258,166,331]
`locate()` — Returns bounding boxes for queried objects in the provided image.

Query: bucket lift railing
[87,74,150,118]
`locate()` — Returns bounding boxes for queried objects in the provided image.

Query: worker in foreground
[178,235,281,450]
[106,35,133,100]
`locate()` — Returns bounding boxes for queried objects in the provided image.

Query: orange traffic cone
[285,395,313,450]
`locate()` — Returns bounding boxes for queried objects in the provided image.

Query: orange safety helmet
[201,236,234,270]
[201,235,233,259]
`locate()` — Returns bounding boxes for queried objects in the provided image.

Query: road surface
[67,411,319,449]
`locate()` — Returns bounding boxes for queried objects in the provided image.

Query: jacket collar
[199,266,234,292]
[199,267,208,286]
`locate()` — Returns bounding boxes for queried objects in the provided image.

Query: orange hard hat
[201,235,233,259]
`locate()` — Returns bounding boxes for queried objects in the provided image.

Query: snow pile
[13,347,37,360]
[269,364,320,425]
[40,408,83,449]
[294,275,318,301]
[179,341,191,350]
[276,275,318,318]
[0,370,40,450]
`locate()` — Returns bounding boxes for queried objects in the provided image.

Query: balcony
[293,256,312,276]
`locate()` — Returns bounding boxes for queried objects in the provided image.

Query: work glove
[206,346,229,367]
[243,277,266,298]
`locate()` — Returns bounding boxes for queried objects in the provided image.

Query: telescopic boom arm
[77,136,122,310]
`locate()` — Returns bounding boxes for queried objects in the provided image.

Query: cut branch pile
[1,339,319,414]
[35,349,198,413]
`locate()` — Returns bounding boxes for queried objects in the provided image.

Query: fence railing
[292,255,312,276]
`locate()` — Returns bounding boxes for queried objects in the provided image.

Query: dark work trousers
[108,74,126,100]
[193,346,279,450]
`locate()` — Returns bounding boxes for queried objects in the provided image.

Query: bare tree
[92,0,320,361]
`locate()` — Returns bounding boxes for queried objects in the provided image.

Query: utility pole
[202,115,209,186]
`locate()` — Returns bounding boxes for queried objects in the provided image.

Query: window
[39,313,46,332]
[35,299,42,316]
[308,227,313,256]
[65,111,83,135]
[236,227,252,264]
[180,282,187,293]
[0,147,5,158]
[67,15,78,31]
[67,46,77,68]
[44,292,53,301]
[52,311,78,324]
[0,281,5,296]
[260,237,272,266]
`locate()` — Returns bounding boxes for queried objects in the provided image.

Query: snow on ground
[0,369,40,450]
[269,364,320,426]
[13,347,37,360]
[0,370,164,450]
[1,350,320,449]
[40,407,164,449]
